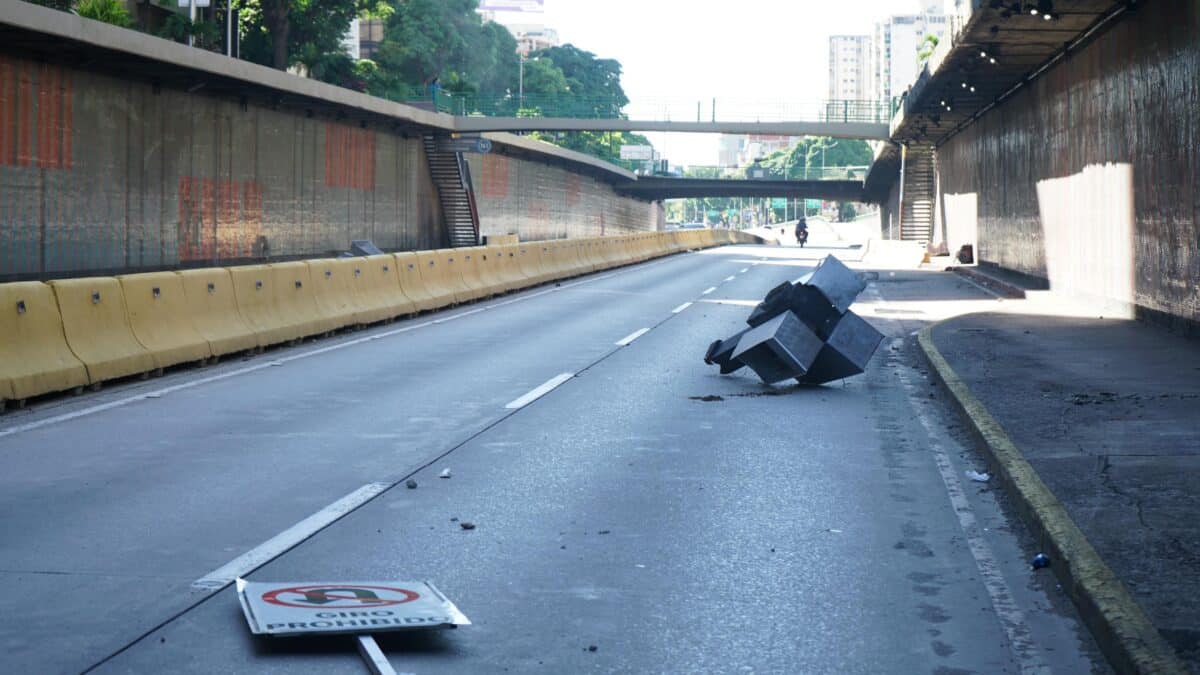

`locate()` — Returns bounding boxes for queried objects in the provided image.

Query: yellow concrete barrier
[479,246,514,294]
[272,261,343,337]
[414,251,462,307]
[352,255,416,324]
[394,252,439,313]
[178,268,261,357]
[307,259,368,327]
[457,248,493,300]
[468,242,506,293]
[583,238,607,271]
[568,240,594,275]
[483,233,519,246]
[436,249,485,303]
[495,244,530,292]
[515,244,549,285]
[118,272,212,370]
[549,239,576,278]
[229,265,292,347]
[0,281,89,402]
[49,277,157,383]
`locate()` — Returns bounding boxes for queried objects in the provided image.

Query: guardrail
[673,166,870,181]
[414,94,893,124]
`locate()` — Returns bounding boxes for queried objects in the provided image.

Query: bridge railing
[414,94,892,124]
[677,165,871,181]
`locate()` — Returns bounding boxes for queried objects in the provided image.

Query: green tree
[74,0,134,27]
[532,44,627,115]
[521,57,569,97]
[238,0,384,72]
[367,0,491,98]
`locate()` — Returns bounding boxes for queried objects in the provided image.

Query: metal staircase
[423,135,480,248]
[900,143,935,244]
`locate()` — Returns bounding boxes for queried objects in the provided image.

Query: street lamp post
[821,140,838,178]
[518,54,525,110]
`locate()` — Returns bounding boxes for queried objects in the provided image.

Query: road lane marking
[615,328,650,346]
[191,482,391,592]
[0,255,687,439]
[864,285,1049,673]
[724,275,736,282]
[701,287,717,295]
[356,635,399,675]
[505,373,574,409]
[671,302,692,314]
[739,268,749,273]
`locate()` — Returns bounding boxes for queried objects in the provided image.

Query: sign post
[237,579,470,673]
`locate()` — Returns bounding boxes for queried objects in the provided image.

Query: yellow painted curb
[917,322,1187,675]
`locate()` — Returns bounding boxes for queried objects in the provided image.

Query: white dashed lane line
[615,328,651,346]
[504,373,575,410]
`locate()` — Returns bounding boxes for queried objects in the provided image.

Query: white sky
[490,0,926,165]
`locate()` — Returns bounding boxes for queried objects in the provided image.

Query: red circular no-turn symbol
[262,584,421,609]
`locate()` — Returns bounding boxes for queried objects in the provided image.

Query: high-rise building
[870,5,949,104]
[828,35,872,101]
[506,24,560,57]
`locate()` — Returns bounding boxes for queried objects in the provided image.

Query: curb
[950,266,1027,299]
[916,322,1187,675]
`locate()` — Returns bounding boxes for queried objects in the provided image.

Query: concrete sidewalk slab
[921,311,1199,674]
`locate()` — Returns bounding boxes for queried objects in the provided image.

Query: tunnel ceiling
[892,0,1132,146]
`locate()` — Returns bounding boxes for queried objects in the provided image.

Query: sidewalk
[921,282,1200,673]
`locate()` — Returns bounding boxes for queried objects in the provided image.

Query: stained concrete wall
[0,51,656,280]
[468,152,656,241]
[936,1,1199,329]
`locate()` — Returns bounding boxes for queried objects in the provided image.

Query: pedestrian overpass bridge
[424,94,893,140]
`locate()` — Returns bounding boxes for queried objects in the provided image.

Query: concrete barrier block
[178,268,261,356]
[307,259,368,327]
[354,255,416,323]
[117,272,212,369]
[435,249,483,303]
[515,244,547,285]
[469,246,505,295]
[229,265,292,347]
[458,247,494,299]
[394,252,439,313]
[414,251,462,307]
[49,277,157,384]
[0,281,89,401]
[270,261,340,338]
[495,244,530,292]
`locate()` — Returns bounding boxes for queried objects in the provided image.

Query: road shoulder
[917,318,1189,675]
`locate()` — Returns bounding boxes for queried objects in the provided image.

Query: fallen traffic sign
[237,579,470,637]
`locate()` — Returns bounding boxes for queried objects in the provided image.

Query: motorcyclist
[794,217,809,247]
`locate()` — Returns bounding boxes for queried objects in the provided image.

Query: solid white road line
[504,373,574,409]
[671,302,692,314]
[739,268,749,273]
[192,482,391,591]
[701,287,717,295]
[615,328,650,346]
[724,275,736,282]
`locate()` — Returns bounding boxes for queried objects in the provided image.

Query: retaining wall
[0,48,657,281]
[935,1,1199,329]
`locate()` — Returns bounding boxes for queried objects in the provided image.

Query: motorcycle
[796,227,809,248]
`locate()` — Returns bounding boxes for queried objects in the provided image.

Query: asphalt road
[0,244,1107,674]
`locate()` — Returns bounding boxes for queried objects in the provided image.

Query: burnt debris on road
[703,255,883,385]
